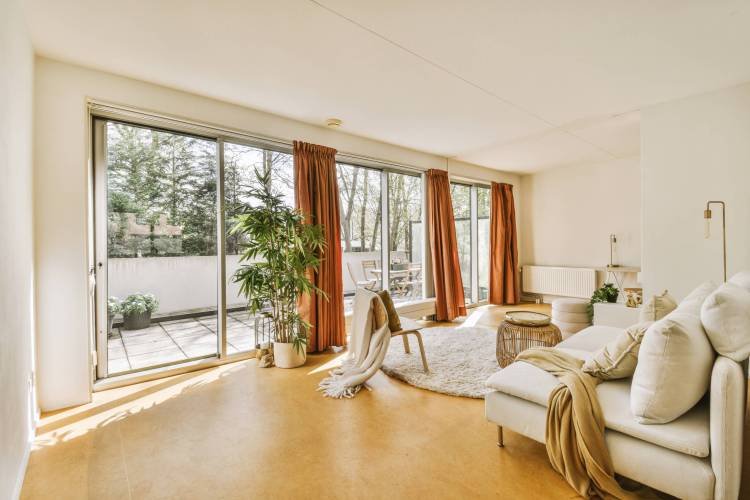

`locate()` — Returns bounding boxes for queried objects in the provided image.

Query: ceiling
[24,0,750,173]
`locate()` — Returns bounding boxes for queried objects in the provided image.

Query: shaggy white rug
[381,325,499,398]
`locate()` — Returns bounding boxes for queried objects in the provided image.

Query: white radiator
[522,265,596,299]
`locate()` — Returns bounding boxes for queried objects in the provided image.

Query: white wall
[520,157,641,278]
[0,0,35,497]
[641,82,750,300]
[34,57,520,411]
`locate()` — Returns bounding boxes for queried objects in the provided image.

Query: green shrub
[120,293,159,316]
[107,296,121,315]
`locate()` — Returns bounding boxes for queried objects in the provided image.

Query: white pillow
[676,281,717,316]
[631,312,715,424]
[638,290,677,322]
[701,282,750,362]
[583,322,652,380]
[729,271,750,292]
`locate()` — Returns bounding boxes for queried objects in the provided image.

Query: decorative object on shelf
[587,283,619,320]
[624,288,643,308]
[609,233,619,267]
[704,200,727,282]
[231,168,327,369]
[504,310,551,327]
[120,293,159,330]
[496,320,562,367]
[107,296,120,335]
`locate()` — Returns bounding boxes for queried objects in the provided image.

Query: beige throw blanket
[516,348,635,499]
[318,289,390,398]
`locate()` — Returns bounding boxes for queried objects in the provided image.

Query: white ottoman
[551,298,591,339]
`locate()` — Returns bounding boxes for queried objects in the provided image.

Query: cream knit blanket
[318,288,390,398]
[516,348,636,499]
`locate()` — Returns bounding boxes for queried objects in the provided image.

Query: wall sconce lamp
[704,201,727,282]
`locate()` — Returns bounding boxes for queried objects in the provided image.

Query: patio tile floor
[107,312,258,375]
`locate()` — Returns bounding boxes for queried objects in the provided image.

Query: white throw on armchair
[484,325,747,499]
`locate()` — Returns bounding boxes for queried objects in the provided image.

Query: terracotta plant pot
[273,342,306,368]
[123,311,152,330]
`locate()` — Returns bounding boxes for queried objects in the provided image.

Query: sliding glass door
[451,183,472,304]
[94,119,300,378]
[223,143,295,354]
[95,120,219,376]
[450,182,490,306]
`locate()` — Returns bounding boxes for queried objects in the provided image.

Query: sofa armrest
[710,356,747,500]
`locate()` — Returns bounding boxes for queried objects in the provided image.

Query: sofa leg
[497,426,504,448]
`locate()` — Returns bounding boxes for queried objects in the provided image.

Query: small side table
[496,321,562,367]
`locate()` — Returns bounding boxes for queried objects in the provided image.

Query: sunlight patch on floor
[33,362,247,449]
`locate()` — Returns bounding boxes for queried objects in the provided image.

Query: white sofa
[485,325,747,500]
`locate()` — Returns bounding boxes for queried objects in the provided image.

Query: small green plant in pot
[587,283,619,320]
[107,296,121,335]
[121,293,159,330]
[231,168,326,368]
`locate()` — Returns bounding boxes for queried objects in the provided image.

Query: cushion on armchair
[377,290,401,332]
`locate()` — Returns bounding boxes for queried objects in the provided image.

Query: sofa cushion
[486,364,710,458]
[639,290,677,322]
[631,312,715,424]
[557,325,622,352]
[676,281,717,316]
[729,270,750,292]
[598,380,709,457]
[701,282,750,362]
[583,322,652,380]
[486,361,558,406]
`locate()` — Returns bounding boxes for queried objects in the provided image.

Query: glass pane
[338,163,382,313]
[388,172,423,303]
[477,186,490,301]
[105,122,218,375]
[224,143,294,353]
[450,183,472,305]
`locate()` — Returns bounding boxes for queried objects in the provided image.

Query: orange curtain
[426,169,466,321]
[489,182,520,305]
[293,141,345,352]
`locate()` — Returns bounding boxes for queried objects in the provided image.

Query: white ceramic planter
[273,342,307,368]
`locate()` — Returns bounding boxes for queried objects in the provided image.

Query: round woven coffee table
[496,311,562,367]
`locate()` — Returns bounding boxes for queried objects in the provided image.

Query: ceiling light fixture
[326,118,342,128]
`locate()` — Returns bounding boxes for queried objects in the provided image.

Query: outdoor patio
[107,310,257,374]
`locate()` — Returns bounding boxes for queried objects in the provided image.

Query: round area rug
[381,325,498,398]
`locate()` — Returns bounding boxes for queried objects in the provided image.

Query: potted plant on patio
[107,296,121,335]
[120,293,159,330]
[231,169,326,368]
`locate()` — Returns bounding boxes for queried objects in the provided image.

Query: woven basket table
[496,313,562,367]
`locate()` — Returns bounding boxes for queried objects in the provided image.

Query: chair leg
[412,331,429,373]
[497,426,504,448]
[401,334,411,354]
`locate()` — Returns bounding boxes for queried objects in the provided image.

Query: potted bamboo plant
[231,169,326,368]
